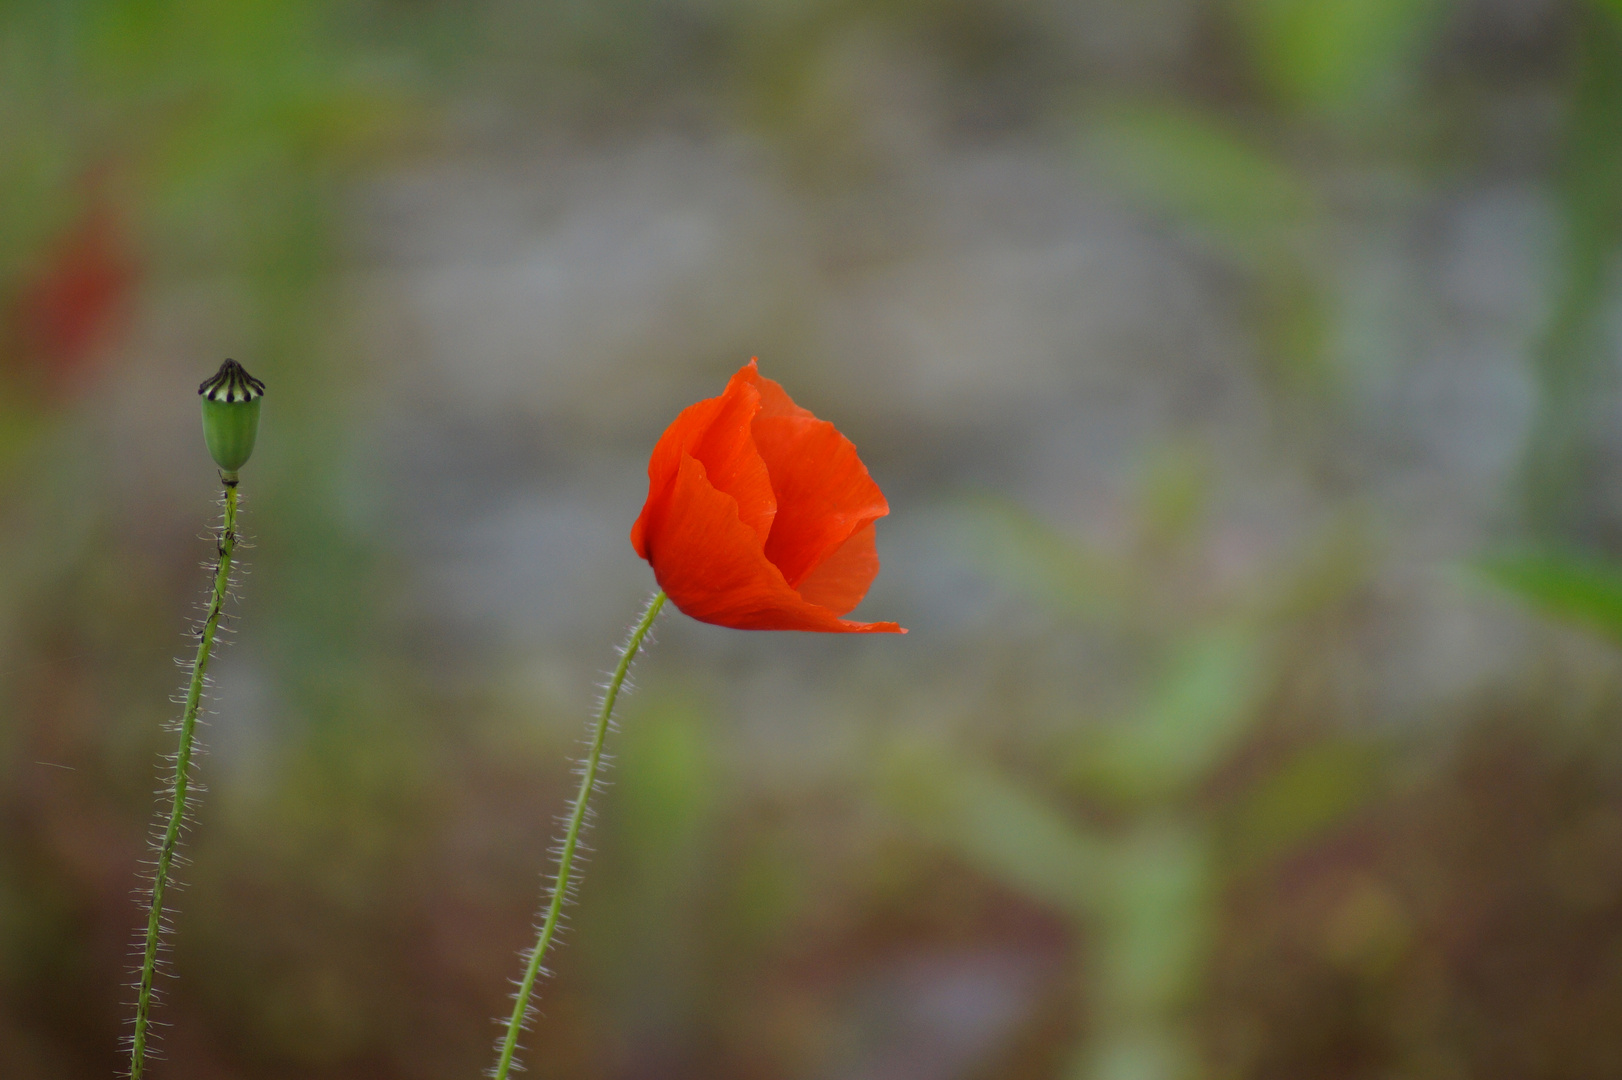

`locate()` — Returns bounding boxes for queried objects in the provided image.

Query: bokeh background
[6,1,1622,1077]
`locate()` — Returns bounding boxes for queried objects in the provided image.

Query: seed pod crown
[198,359,265,403]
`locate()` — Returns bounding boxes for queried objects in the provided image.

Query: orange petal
[739,367,889,590]
[649,454,903,633]
[794,521,879,616]
[691,369,775,543]
[631,366,775,560]
[746,360,815,424]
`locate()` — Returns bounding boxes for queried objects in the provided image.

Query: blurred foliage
[1520,3,1622,538]
[5,1,1622,1079]
[1080,104,1316,263]
[1480,547,1622,646]
[1076,100,1334,403]
[1233,0,1450,113]
[884,461,1385,1080]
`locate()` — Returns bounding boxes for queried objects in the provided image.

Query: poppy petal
[745,361,814,423]
[631,369,776,560]
[794,521,879,616]
[650,453,903,633]
[632,394,721,560]
[741,370,889,588]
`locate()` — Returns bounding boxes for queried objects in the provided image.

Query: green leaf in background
[1478,548,1622,646]
[1232,0,1452,112]
[591,696,716,1039]
[1079,102,1314,261]
[1078,1024,1198,1080]
[1099,822,1210,1015]
[1226,740,1385,875]
[1076,102,1342,396]
[1518,8,1622,536]
[1136,442,1212,554]
[878,739,1109,917]
[951,496,1122,618]
[1071,629,1266,805]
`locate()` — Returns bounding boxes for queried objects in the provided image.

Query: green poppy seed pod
[198,359,264,479]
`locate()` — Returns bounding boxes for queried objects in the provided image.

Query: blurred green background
[5,1,1622,1078]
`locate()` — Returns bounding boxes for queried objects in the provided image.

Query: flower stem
[131,478,241,1079]
[491,590,667,1080]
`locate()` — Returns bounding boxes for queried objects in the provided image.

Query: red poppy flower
[631,360,905,633]
[12,201,136,391]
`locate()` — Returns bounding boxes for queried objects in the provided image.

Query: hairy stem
[491,590,667,1080]
[131,479,240,1079]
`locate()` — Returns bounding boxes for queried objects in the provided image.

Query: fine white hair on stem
[487,591,668,1080]
[127,482,248,1079]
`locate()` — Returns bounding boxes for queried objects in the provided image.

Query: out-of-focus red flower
[631,360,905,633]
[11,203,137,389]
